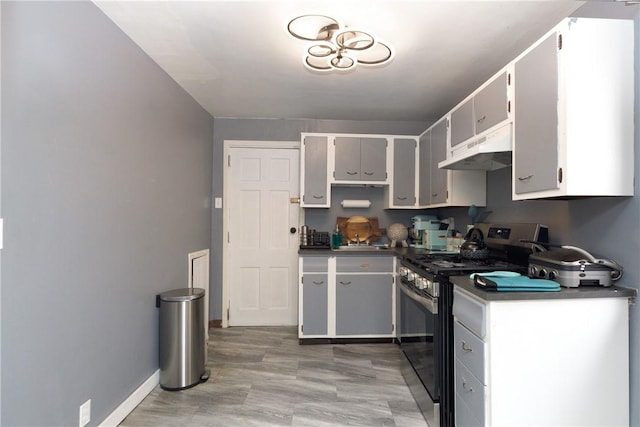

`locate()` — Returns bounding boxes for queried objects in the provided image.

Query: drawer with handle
[454,320,487,385]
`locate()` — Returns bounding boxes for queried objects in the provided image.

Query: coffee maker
[409,215,441,248]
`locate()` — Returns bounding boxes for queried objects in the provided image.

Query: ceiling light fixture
[287,14,394,72]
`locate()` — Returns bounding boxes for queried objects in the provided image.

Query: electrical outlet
[79,399,91,427]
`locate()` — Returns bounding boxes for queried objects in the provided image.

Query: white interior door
[227,146,300,326]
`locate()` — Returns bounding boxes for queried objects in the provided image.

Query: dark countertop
[298,246,437,257]
[451,276,637,301]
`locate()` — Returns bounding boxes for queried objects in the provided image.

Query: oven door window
[399,280,440,402]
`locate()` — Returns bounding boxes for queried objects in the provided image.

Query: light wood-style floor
[120,326,429,426]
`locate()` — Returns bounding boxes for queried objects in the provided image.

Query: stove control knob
[530,266,538,277]
[548,271,557,280]
[538,268,547,278]
[407,272,416,282]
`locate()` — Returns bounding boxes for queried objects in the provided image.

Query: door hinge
[227,155,231,167]
[392,324,395,332]
[301,324,304,333]
[507,73,511,86]
[227,232,230,243]
[507,100,511,113]
[226,307,230,321]
[558,33,563,50]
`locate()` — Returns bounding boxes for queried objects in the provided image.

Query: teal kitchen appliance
[409,215,441,248]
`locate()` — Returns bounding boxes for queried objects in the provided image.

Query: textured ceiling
[95,1,584,122]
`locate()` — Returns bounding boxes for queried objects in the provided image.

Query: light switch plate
[214,197,222,209]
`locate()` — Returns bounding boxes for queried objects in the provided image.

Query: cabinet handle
[312,195,324,199]
[339,281,352,286]
[476,115,486,123]
[461,341,473,352]
[397,196,407,200]
[312,281,324,285]
[346,171,358,176]
[518,175,533,181]
[363,171,374,176]
[462,380,474,392]
[432,193,438,197]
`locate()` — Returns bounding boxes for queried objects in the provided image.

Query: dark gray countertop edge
[298,247,437,257]
[451,276,637,301]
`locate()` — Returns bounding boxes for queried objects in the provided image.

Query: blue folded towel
[471,271,561,292]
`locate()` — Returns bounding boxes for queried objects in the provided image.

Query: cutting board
[337,216,382,243]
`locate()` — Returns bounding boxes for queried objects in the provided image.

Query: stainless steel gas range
[396,223,548,427]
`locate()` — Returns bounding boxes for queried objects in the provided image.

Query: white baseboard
[99,369,159,427]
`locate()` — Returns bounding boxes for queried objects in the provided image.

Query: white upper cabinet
[513,18,634,199]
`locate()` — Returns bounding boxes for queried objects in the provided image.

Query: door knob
[290,227,297,234]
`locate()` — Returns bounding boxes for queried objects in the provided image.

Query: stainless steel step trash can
[157,288,209,390]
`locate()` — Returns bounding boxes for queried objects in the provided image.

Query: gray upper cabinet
[391,138,416,206]
[474,71,509,135]
[334,136,361,180]
[450,71,510,151]
[513,33,559,195]
[334,136,387,182]
[449,99,474,149]
[301,135,329,207]
[418,131,431,206]
[429,119,448,205]
[512,18,634,199]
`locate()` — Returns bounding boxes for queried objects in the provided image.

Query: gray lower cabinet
[302,273,328,335]
[335,274,393,335]
[299,255,395,338]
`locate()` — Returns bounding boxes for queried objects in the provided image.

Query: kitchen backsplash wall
[303,186,427,239]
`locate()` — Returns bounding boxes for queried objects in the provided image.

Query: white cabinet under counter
[452,277,635,427]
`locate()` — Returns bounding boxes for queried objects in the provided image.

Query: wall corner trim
[98,369,160,427]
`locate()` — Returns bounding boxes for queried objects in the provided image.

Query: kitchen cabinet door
[301,273,328,336]
[474,72,509,135]
[513,33,559,195]
[449,99,474,149]
[391,138,416,206]
[429,119,448,205]
[418,131,431,206]
[301,135,329,207]
[335,274,393,336]
[334,136,361,180]
[360,137,387,181]
[512,18,634,199]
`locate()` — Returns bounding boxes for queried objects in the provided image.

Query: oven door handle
[399,279,438,314]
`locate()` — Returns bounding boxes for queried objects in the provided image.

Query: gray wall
[210,118,428,320]
[1,2,213,426]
